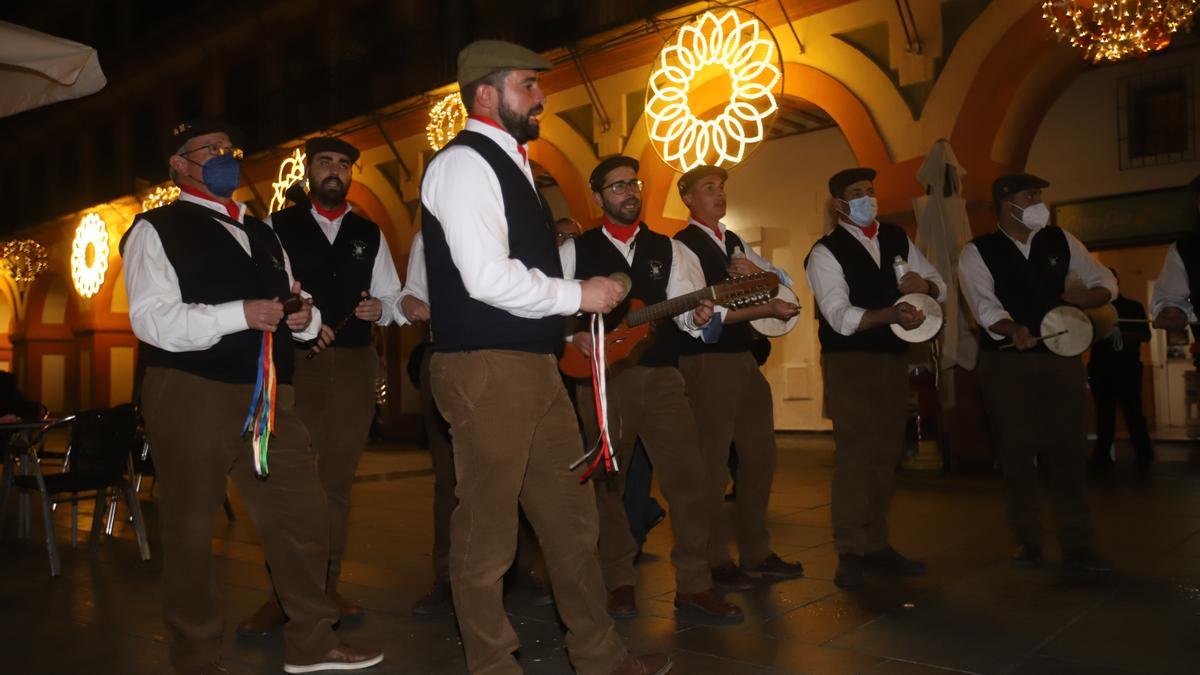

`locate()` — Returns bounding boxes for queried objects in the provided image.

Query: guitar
[559,271,780,378]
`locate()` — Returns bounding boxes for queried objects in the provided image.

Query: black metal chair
[2,407,151,577]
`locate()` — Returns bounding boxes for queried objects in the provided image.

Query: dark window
[92,121,121,199]
[1119,65,1195,169]
[132,104,166,182]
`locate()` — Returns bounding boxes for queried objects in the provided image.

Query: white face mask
[1014,202,1050,231]
[845,195,878,227]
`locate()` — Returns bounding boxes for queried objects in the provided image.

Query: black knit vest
[972,226,1070,352]
[271,205,380,348]
[808,223,909,354]
[673,224,756,355]
[119,200,296,384]
[420,130,564,354]
[573,225,677,368]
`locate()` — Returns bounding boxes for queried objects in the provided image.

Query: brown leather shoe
[607,584,637,620]
[328,590,364,617]
[608,652,673,675]
[711,563,756,591]
[674,588,744,624]
[236,598,287,636]
[283,643,384,673]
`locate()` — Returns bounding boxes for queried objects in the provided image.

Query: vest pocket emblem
[351,239,368,260]
[1046,255,1059,268]
[647,259,665,280]
[270,255,284,271]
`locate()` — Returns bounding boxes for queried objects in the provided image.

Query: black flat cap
[589,155,639,192]
[992,173,1050,208]
[828,167,877,198]
[677,164,728,196]
[164,118,244,159]
[305,136,360,163]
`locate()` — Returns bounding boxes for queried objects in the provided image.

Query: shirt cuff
[702,307,726,343]
[983,310,1014,341]
[839,306,866,336]
[215,300,249,334]
[556,280,584,316]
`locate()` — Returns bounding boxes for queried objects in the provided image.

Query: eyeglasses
[599,179,644,196]
[555,231,579,241]
[181,144,244,160]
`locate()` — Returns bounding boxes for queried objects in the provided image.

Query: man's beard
[499,99,543,144]
[312,177,349,205]
[603,196,641,225]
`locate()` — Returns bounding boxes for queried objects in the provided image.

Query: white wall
[722,127,858,430]
[1027,46,1200,203]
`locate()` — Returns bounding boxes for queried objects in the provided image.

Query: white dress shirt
[806,220,947,337]
[124,191,321,352]
[265,205,406,327]
[419,118,581,318]
[686,217,794,288]
[958,227,1118,340]
[559,225,708,337]
[1149,242,1195,322]
[400,230,428,305]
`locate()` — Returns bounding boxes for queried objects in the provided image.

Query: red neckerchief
[843,218,878,239]
[311,200,349,222]
[180,184,239,221]
[602,215,638,244]
[469,114,527,163]
[690,213,723,241]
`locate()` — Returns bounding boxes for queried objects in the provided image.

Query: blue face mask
[201,154,241,198]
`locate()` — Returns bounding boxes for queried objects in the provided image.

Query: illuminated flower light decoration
[1,238,49,302]
[141,185,180,211]
[427,92,468,152]
[645,9,783,173]
[1043,0,1199,63]
[71,213,111,298]
[270,148,307,214]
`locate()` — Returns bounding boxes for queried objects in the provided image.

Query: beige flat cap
[457,39,553,89]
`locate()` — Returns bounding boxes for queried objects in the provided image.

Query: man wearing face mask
[237,136,406,635]
[805,167,944,590]
[958,173,1116,573]
[672,165,804,591]
[561,155,742,623]
[121,119,383,674]
[421,41,667,674]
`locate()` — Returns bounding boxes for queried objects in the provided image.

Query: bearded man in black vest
[421,40,669,675]
[805,167,943,590]
[562,155,742,623]
[237,136,406,634]
[959,173,1116,574]
[121,119,382,674]
[671,165,803,591]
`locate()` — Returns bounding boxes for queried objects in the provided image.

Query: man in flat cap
[422,40,668,674]
[671,164,803,591]
[959,173,1116,573]
[237,136,407,634]
[805,167,944,589]
[556,217,583,246]
[121,120,382,673]
[560,155,742,623]
[1151,175,1200,338]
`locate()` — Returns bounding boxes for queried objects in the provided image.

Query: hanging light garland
[71,213,111,298]
[1043,0,1199,63]
[427,92,468,152]
[141,185,180,212]
[645,8,783,173]
[269,148,307,214]
[1,239,49,296]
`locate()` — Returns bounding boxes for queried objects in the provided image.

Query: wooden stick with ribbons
[570,273,632,481]
[243,294,305,478]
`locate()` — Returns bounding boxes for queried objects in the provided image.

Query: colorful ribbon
[574,313,619,482]
[242,331,277,478]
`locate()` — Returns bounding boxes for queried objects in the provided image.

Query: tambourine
[1040,305,1093,357]
[890,293,943,343]
[751,285,800,337]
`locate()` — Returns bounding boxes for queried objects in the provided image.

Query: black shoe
[1012,543,1043,568]
[862,546,926,576]
[1088,455,1114,475]
[1062,548,1112,574]
[411,581,454,616]
[834,554,864,590]
[742,552,804,580]
[711,564,757,591]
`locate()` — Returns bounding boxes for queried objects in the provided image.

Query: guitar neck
[626,287,714,326]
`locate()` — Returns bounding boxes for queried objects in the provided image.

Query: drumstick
[999,329,1068,350]
[307,293,372,359]
[1117,318,1200,327]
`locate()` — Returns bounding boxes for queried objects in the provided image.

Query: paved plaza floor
[3,434,1199,674]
